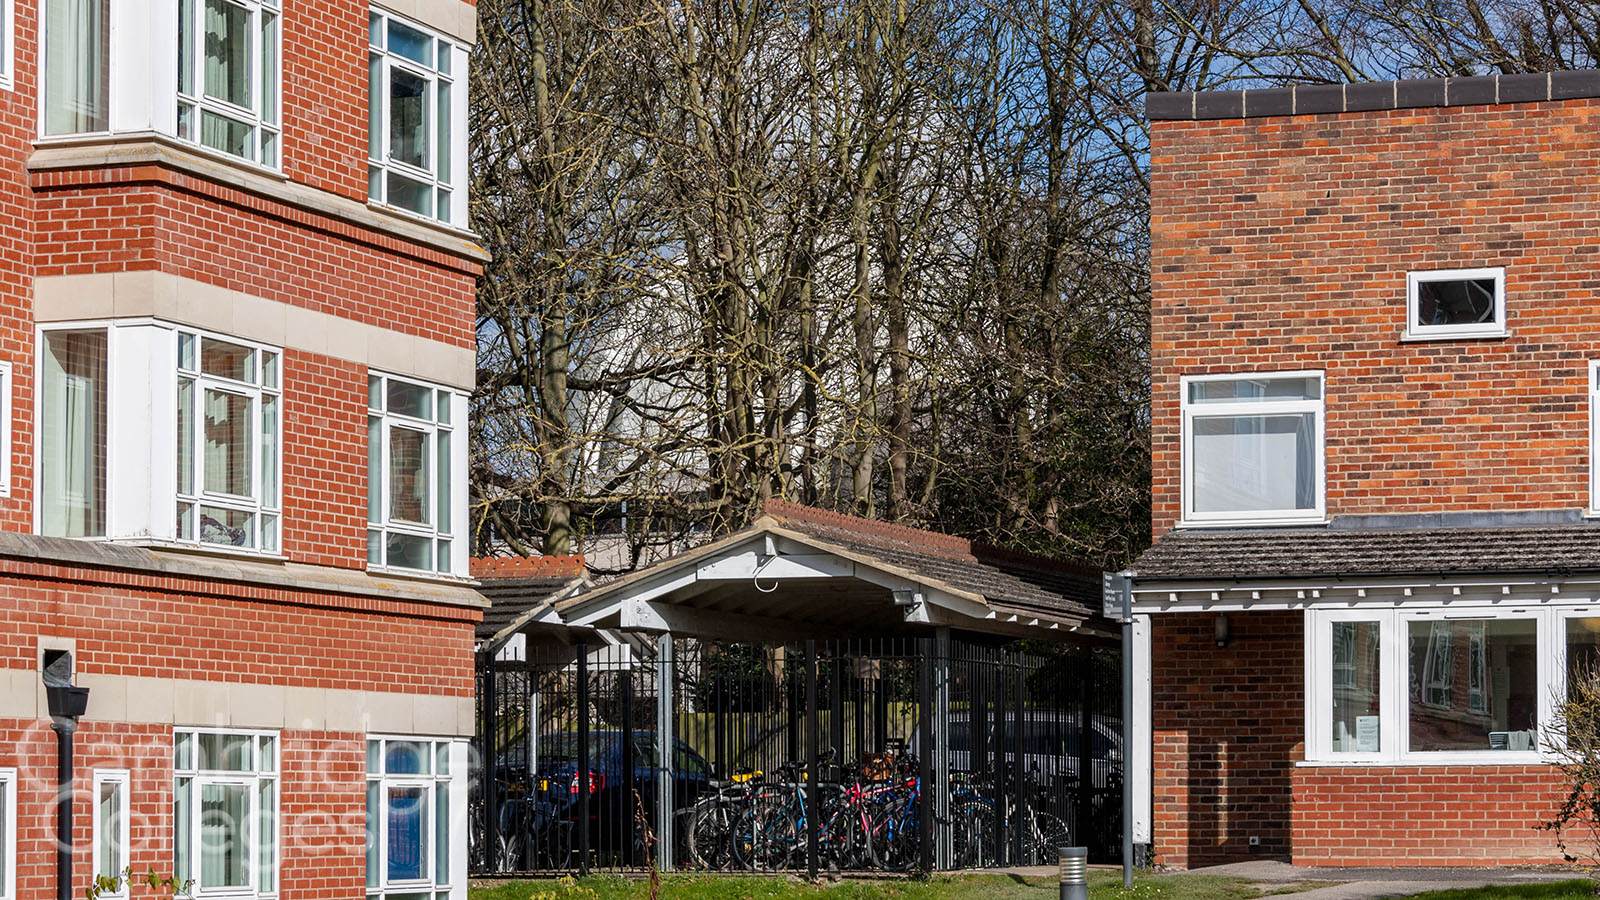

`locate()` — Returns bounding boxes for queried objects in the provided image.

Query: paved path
[1174,859,1583,900]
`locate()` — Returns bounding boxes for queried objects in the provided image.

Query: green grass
[469,874,1599,900]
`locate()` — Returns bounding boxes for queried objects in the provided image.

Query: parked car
[490,730,712,866]
[919,711,1122,788]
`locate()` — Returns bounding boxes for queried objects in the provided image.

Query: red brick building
[0,0,485,898]
[1132,71,1600,867]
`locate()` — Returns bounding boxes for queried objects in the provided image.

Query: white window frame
[0,360,13,497]
[367,6,467,228]
[93,769,131,897]
[0,767,15,900]
[366,737,465,900]
[1179,370,1326,527]
[175,0,283,167]
[1404,267,1507,340]
[175,328,282,554]
[0,0,14,92]
[173,728,279,900]
[1304,606,1557,765]
[367,371,465,577]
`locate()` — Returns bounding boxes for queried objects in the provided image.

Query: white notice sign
[1356,716,1380,752]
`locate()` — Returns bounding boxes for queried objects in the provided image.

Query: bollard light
[1059,846,1088,900]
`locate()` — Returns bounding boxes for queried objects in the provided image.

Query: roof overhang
[1130,570,1600,614]
[555,523,1101,642]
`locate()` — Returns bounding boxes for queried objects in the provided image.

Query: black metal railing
[471,635,1121,876]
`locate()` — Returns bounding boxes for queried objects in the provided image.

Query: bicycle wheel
[688,800,732,870]
[949,799,996,869]
[867,797,918,872]
[1026,810,1072,865]
[733,793,798,871]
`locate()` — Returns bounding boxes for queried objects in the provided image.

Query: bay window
[174,730,278,899]
[368,8,467,226]
[177,0,281,164]
[1307,607,1565,762]
[39,328,108,538]
[368,372,466,576]
[176,330,281,552]
[367,738,464,900]
[1181,372,1325,525]
[42,0,109,134]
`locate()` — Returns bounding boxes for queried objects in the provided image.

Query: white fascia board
[695,550,854,580]
[1133,573,1600,613]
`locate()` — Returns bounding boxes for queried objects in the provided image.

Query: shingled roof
[759,501,1103,623]
[1133,523,1600,581]
[471,555,589,642]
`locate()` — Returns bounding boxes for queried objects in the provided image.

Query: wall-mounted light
[892,588,922,607]
[1215,613,1231,648]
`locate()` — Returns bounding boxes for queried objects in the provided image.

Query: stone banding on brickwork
[1147,69,1600,120]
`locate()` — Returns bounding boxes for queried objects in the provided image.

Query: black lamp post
[42,650,90,900]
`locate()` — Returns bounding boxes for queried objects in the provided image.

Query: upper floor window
[0,1,15,92]
[176,330,282,552]
[1180,372,1325,526]
[367,372,464,576]
[177,0,282,165]
[368,8,465,226]
[1405,267,1506,340]
[39,328,109,538]
[41,0,109,134]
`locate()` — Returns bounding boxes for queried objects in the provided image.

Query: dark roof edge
[1147,70,1600,121]
[1131,564,1600,584]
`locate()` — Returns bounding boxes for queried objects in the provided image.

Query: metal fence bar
[577,644,591,876]
[805,639,820,880]
[656,634,675,872]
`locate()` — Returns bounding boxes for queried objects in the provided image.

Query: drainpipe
[43,650,90,900]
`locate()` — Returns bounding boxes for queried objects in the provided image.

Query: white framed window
[37,326,109,538]
[0,1,14,91]
[366,737,464,900]
[176,0,282,166]
[1180,371,1325,526]
[1305,607,1555,764]
[367,372,464,576]
[0,767,15,900]
[93,769,131,896]
[175,330,282,552]
[0,360,13,498]
[41,0,108,135]
[174,729,278,899]
[1404,267,1506,340]
[367,7,466,226]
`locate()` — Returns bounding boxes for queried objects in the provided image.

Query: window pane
[41,329,108,538]
[388,381,432,419]
[368,530,384,565]
[386,741,427,775]
[201,110,253,160]
[261,395,278,508]
[200,783,249,889]
[388,171,432,216]
[258,780,276,893]
[368,53,383,161]
[436,434,451,535]
[176,733,194,770]
[1191,413,1316,513]
[436,79,451,184]
[368,417,383,523]
[204,0,251,108]
[386,786,428,882]
[201,339,255,382]
[178,0,194,94]
[261,12,277,125]
[175,778,192,882]
[1417,278,1497,328]
[43,0,110,134]
[1331,621,1381,752]
[178,377,195,495]
[387,532,431,570]
[98,779,122,879]
[388,19,432,66]
[200,506,255,548]
[434,782,449,884]
[0,782,6,897]
[389,67,429,169]
[1188,376,1320,404]
[1408,618,1537,752]
[366,781,380,888]
[1569,618,1600,687]
[198,733,251,771]
[389,426,429,524]
[203,388,253,497]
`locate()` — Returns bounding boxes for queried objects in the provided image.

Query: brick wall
[1151,611,1303,868]
[1293,765,1564,866]
[1149,98,1600,536]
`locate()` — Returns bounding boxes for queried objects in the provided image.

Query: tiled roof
[1132,524,1600,581]
[473,555,588,641]
[761,501,1103,622]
